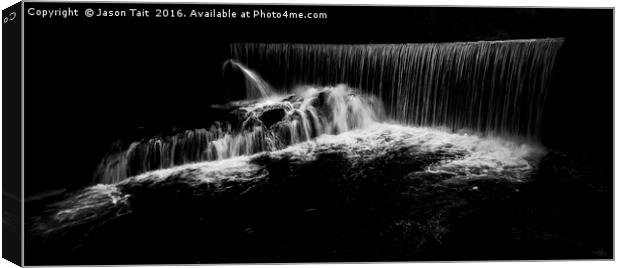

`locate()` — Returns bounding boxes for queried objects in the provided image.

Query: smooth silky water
[28,39,576,264]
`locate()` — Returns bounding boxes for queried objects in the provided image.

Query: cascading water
[29,32,613,263]
[231,39,562,139]
[94,85,385,184]
[93,124,231,184]
[34,38,594,265]
[224,59,274,99]
[94,39,561,184]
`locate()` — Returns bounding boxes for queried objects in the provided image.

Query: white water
[274,123,544,181]
[231,39,562,139]
[106,122,543,188]
[66,119,545,233]
[94,85,385,184]
[96,39,560,184]
[94,80,544,184]
[225,59,273,99]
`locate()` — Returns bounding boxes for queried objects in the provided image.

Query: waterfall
[224,59,274,99]
[95,39,562,184]
[230,39,563,139]
[94,85,384,184]
[93,124,231,184]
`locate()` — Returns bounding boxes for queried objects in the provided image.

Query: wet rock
[259,108,287,128]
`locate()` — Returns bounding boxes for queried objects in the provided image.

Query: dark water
[25,39,612,265]
[25,129,612,264]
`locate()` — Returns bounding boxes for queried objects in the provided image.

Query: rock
[259,107,287,128]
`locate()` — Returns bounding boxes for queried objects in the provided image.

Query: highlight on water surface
[93,38,562,185]
[231,38,563,139]
[93,85,385,184]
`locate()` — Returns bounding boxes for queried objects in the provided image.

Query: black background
[23,3,613,196]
